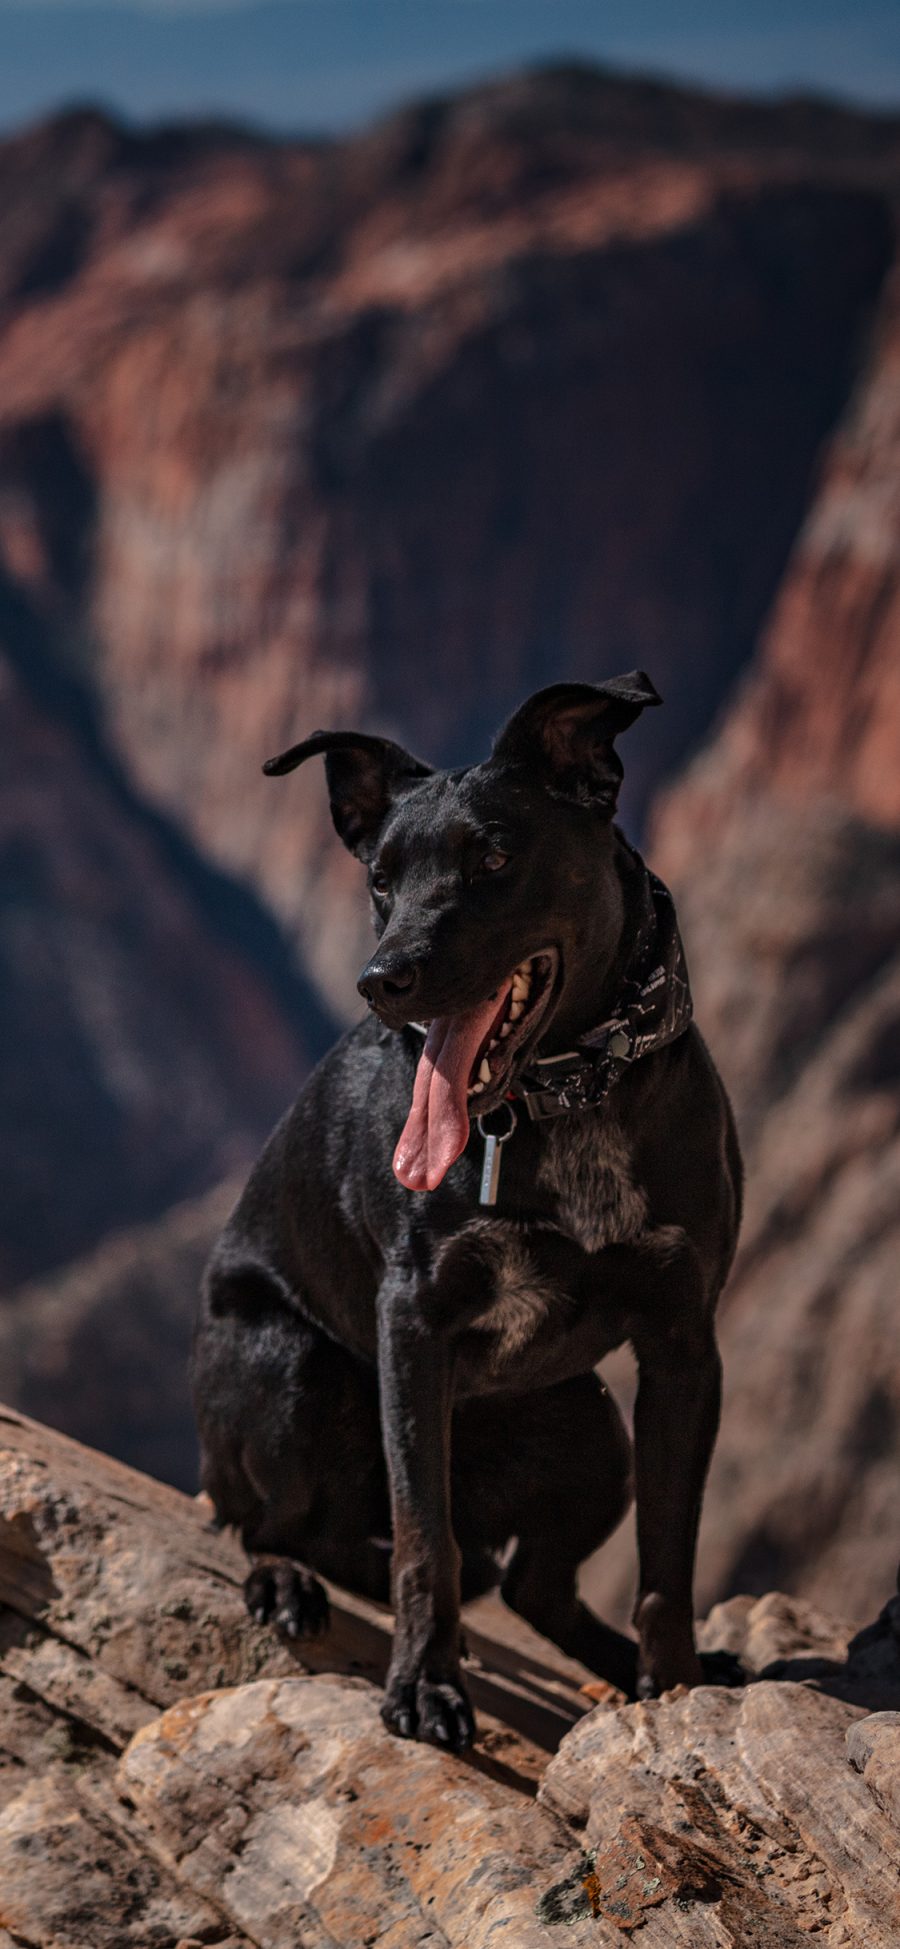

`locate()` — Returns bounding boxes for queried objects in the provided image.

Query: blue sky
[1,0,898,137]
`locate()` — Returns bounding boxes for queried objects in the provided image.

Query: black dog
[193,674,742,1750]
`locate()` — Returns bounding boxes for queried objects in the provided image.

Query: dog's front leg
[376,1282,474,1751]
[630,1241,722,1698]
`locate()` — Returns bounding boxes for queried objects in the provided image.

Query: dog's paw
[698,1647,746,1688]
[635,1645,746,1699]
[634,1592,704,1698]
[636,1668,699,1701]
[381,1669,476,1752]
[244,1560,330,1640]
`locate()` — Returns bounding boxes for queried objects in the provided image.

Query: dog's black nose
[358,955,418,1010]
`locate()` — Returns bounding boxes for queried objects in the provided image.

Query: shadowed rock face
[0,649,322,1290]
[654,270,900,838]
[586,796,900,1629]
[0,1180,240,1482]
[631,266,900,1629]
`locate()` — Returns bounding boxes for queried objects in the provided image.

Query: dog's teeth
[470,1079,485,1094]
[479,1058,492,1084]
[509,1000,524,1020]
[500,1021,513,1038]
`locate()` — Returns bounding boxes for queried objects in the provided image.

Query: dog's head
[265,673,660,1191]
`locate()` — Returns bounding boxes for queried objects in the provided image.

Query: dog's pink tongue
[393,992,508,1192]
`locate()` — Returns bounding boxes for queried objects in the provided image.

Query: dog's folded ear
[492,672,661,813]
[263,729,432,856]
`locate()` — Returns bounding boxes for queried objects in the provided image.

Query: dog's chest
[458,1115,647,1373]
[535,1111,648,1252]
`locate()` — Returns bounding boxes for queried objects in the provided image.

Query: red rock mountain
[1,70,899,1633]
[0,642,324,1288]
[638,265,900,1625]
[0,80,894,1027]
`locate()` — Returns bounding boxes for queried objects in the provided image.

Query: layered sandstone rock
[0,1407,898,1948]
[539,1617,900,1944]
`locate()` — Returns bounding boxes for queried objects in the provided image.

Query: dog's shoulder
[280,1014,414,1137]
[534,1024,741,1259]
[624,1024,743,1278]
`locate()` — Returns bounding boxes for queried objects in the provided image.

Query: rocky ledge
[0,1405,897,1947]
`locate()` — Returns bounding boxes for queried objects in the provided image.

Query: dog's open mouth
[392,948,559,1193]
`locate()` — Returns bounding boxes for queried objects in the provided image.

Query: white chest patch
[451,1221,562,1362]
[474,1230,560,1359]
[536,1111,648,1253]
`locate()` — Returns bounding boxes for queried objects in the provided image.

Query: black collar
[405,866,692,1124]
[510,868,692,1121]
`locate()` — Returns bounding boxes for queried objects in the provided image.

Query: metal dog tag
[477,1102,518,1207]
[479,1133,502,1205]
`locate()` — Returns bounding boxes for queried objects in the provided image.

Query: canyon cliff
[0,67,899,1642]
[0,76,894,1036]
[646,260,900,1626]
[576,243,900,1629]
[0,644,325,1288]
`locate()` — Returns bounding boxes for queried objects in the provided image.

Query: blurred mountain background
[0,12,898,1629]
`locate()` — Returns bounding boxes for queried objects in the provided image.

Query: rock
[846,1712,900,1828]
[0,77,894,1032]
[120,1676,591,1949]
[540,1681,900,1945]
[1,1406,898,1947]
[0,1405,575,1744]
[697,1589,856,1673]
[576,247,900,1637]
[0,1406,601,1946]
[0,1178,239,1486]
[585,825,900,1639]
[654,262,900,840]
[696,1587,900,1707]
[0,644,326,1292]
[649,246,900,1138]
[0,1769,239,1949]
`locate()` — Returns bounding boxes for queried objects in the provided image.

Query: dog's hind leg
[453,1372,639,1696]
[193,1267,391,1636]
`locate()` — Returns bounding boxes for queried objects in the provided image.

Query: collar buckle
[530,1048,583,1075]
[520,1084,593,1121]
[514,1050,600,1121]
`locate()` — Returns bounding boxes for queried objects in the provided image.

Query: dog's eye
[370,870,390,898]
[481,849,510,874]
